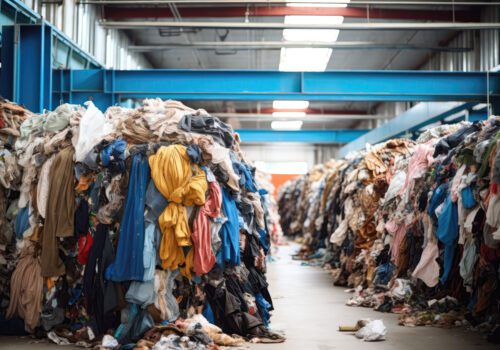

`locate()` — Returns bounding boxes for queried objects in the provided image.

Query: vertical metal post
[0,24,52,112]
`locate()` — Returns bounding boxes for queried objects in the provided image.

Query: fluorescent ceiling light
[472,103,488,111]
[273,100,310,109]
[271,120,304,130]
[283,16,343,42]
[279,15,343,71]
[287,0,351,7]
[279,47,332,71]
[272,111,307,118]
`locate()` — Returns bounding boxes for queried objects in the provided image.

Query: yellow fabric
[149,145,208,277]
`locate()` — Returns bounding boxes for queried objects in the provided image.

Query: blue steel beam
[52,69,500,111]
[235,129,368,143]
[338,102,476,157]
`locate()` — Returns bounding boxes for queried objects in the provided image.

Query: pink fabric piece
[386,220,406,265]
[399,143,434,196]
[192,181,222,276]
[412,239,440,287]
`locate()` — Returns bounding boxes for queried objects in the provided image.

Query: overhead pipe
[100,20,500,30]
[128,41,471,52]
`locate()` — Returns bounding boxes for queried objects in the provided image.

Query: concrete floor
[1,243,497,350]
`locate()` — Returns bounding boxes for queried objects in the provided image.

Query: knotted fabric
[149,145,208,276]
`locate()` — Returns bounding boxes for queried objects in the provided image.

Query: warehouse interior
[1,0,500,349]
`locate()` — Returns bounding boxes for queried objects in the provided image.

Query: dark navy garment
[100,139,127,174]
[436,194,459,284]
[217,188,240,267]
[109,153,150,282]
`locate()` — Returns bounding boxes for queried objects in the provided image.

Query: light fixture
[272,111,307,118]
[279,15,344,71]
[273,100,310,109]
[271,120,304,130]
[279,47,333,71]
[287,0,351,7]
[472,103,488,111]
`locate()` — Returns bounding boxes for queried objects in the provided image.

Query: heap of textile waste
[278,119,500,343]
[0,98,285,348]
[254,170,283,247]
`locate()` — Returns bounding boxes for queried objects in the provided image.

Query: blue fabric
[144,179,168,223]
[100,139,127,174]
[461,186,477,209]
[217,188,240,266]
[373,262,395,285]
[230,154,257,192]
[436,194,459,284]
[186,144,202,164]
[255,293,271,327]
[258,228,270,255]
[202,302,215,324]
[109,154,150,282]
[428,182,449,224]
[15,207,29,239]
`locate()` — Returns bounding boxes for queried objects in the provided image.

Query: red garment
[77,232,94,265]
[192,181,222,276]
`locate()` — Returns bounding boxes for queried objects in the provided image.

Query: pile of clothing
[278,119,500,342]
[0,98,285,348]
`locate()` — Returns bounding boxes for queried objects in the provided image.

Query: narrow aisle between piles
[251,242,497,350]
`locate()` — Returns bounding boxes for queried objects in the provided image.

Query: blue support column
[0,24,52,112]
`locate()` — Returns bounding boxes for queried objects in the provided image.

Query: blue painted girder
[52,69,500,111]
[236,129,369,143]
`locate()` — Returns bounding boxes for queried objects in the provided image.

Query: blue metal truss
[50,69,500,112]
[236,129,368,144]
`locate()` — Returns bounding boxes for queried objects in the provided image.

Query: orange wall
[271,174,300,197]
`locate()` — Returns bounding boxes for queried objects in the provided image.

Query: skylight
[273,100,310,109]
[271,120,304,130]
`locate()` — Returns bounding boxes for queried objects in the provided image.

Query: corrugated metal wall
[21,0,151,69]
[420,7,499,72]
[377,6,499,119]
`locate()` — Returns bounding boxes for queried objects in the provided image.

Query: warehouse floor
[0,243,497,350]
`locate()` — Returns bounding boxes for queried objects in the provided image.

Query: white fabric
[74,101,113,162]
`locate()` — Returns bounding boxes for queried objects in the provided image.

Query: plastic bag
[355,320,387,341]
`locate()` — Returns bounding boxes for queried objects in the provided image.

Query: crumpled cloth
[74,101,113,162]
[43,104,73,132]
[109,153,150,282]
[192,181,222,276]
[40,147,75,277]
[412,238,440,287]
[149,145,208,276]
[6,243,44,332]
